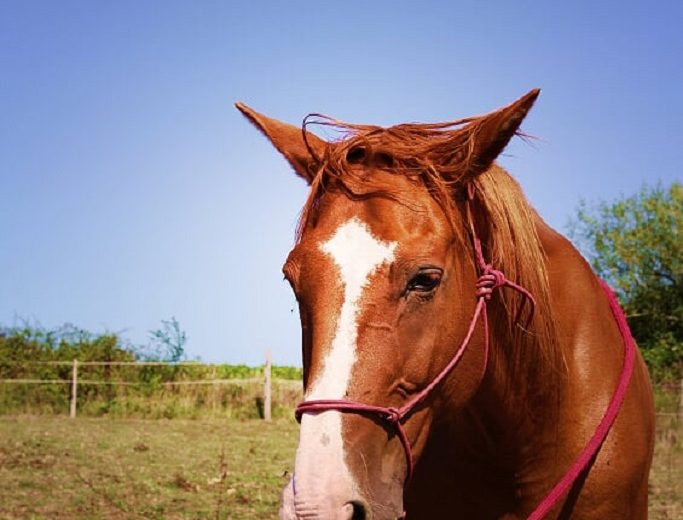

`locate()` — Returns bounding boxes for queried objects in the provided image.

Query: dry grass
[0,416,298,519]
[0,414,679,519]
[649,413,682,519]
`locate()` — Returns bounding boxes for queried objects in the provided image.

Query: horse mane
[297,115,562,407]
[472,168,563,409]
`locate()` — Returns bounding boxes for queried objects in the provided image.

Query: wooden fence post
[70,359,78,419]
[264,350,272,421]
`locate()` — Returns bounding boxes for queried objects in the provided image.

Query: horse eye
[407,269,442,293]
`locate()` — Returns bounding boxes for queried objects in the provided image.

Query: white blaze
[290,217,396,512]
[309,218,396,399]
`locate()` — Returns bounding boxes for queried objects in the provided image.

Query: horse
[236,90,655,519]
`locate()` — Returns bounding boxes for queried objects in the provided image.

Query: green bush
[0,322,302,418]
[569,183,682,381]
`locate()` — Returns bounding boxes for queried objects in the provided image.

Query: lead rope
[527,279,636,519]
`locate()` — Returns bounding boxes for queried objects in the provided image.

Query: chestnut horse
[236,90,655,519]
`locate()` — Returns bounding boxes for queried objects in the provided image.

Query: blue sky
[1,1,681,364]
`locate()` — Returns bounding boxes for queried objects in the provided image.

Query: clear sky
[1,1,681,365]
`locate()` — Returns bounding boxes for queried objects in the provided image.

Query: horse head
[237,90,541,520]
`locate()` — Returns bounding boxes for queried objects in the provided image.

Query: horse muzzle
[280,476,373,519]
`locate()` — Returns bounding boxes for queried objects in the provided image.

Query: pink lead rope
[527,279,636,519]
[295,187,635,518]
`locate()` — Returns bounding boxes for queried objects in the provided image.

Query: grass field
[0,415,680,519]
[0,416,298,519]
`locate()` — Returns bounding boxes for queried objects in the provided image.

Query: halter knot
[384,407,402,424]
[476,266,507,300]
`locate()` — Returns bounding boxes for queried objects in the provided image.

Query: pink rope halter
[294,185,636,518]
[295,186,536,483]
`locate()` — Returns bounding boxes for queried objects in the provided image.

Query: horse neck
[471,316,561,440]
[460,214,570,452]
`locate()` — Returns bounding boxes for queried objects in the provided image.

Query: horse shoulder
[535,219,654,519]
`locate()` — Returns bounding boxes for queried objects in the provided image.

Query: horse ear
[449,89,540,182]
[235,102,326,184]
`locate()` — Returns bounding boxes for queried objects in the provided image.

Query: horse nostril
[341,500,368,520]
[349,500,368,520]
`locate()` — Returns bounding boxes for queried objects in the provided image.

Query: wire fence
[0,354,303,420]
[0,358,681,422]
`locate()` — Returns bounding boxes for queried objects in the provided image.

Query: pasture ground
[0,415,680,519]
[0,416,298,519]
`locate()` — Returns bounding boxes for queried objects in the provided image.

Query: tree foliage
[568,182,682,379]
[144,317,187,362]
